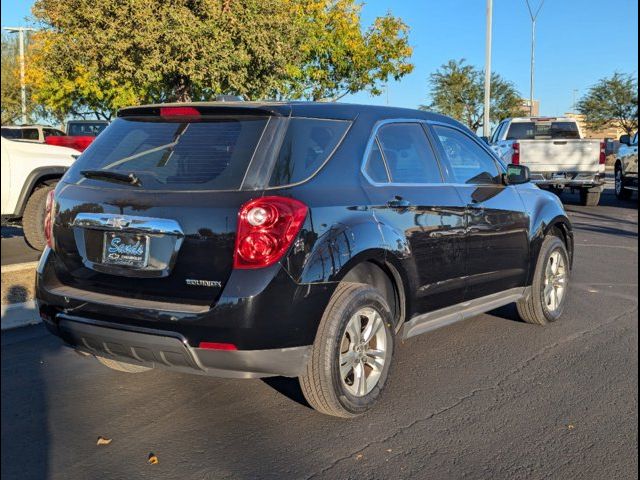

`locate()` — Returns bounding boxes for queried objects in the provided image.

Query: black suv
[36,102,573,417]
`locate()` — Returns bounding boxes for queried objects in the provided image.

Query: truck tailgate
[519,139,601,172]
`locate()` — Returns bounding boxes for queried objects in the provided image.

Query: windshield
[507,121,580,140]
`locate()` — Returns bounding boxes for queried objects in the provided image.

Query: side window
[43,128,64,137]
[633,134,638,146]
[364,140,390,183]
[432,125,501,184]
[22,129,39,141]
[376,123,442,184]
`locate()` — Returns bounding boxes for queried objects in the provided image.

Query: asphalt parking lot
[1,189,637,480]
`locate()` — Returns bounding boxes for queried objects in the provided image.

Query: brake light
[599,141,606,165]
[512,142,520,165]
[44,190,55,249]
[234,196,308,269]
[159,106,200,118]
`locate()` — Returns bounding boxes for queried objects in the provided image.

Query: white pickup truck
[489,117,606,206]
[1,137,79,250]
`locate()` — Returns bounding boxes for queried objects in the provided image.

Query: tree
[577,73,638,136]
[284,0,413,101]
[421,59,521,132]
[26,0,414,119]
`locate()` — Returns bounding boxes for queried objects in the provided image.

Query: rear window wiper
[81,169,142,186]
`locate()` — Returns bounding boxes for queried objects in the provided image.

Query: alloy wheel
[339,307,388,397]
[543,250,568,313]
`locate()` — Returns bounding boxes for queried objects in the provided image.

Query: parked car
[614,132,638,201]
[489,117,606,206]
[44,119,110,152]
[1,124,66,143]
[1,137,79,249]
[36,102,574,417]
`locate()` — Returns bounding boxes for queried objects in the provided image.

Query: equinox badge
[185,279,222,288]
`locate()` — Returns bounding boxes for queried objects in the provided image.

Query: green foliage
[577,73,638,136]
[2,33,27,124]
[27,0,414,119]
[421,59,521,132]
[284,0,413,100]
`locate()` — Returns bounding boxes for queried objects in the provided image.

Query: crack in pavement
[305,306,638,480]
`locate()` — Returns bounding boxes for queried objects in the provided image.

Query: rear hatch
[49,105,352,308]
[508,119,601,172]
[51,106,277,306]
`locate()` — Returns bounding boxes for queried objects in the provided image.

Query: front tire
[517,235,570,325]
[300,283,394,417]
[23,185,55,250]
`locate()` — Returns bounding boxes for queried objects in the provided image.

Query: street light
[483,0,493,138]
[3,26,36,124]
[525,0,545,116]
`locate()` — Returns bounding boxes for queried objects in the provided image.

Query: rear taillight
[233,196,308,269]
[512,143,520,165]
[599,141,606,165]
[44,190,55,249]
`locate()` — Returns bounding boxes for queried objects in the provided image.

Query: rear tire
[95,356,151,373]
[23,185,55,250]
[517,235,570,325]
[300,283,394,417]
[579,188,601,206]
[615,166,632,200]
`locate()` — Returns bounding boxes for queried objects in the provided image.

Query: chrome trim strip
[400,287,528,340]
[73,213,184,236]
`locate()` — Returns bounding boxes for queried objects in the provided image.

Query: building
[564,112,625,140]
[518,99,540,117]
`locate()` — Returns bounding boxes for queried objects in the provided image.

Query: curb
[1,301,41,331]
[1,261,39,274]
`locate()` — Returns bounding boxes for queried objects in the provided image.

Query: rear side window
[22,128,40,140]
[376,123,442,184]
[268,118,350,187]
[364,140,389,183]
[65,117,269,190]
[507,121,580,140]
[432,125,501,184]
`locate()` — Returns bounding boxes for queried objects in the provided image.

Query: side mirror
[479,136,490,144]
[619,134,631,146]
[504,164,530,185]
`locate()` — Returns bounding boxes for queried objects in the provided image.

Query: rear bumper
[51,314,310,378]
[530,171,605,187]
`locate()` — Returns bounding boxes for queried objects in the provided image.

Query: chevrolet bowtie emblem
[106,217,130,229]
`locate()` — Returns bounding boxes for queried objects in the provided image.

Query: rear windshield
[64,115,349,191]
[506,121,580,140]
[68,122,108,136]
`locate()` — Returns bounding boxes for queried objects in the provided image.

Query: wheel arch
[13,167,67,217]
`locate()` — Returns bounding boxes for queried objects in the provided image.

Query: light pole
[483,0,493,138]
[525,0,545,116]
[3,26,36,124]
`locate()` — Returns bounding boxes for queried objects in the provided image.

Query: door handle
[386,196,411,208]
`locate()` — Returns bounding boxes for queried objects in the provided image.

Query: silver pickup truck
[490,117,606,206]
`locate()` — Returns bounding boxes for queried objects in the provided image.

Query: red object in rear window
[234,196,308,269]
[512,143,520,165]
[45,135,94,152]
[159,106,201,117]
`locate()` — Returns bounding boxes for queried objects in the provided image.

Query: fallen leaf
[386,449,392,453]
[355,454,363,460]
[96,436,112,446]
[148,453,159,464]
[567,424,575,430]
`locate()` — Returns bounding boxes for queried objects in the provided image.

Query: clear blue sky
[2,0,638,116]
